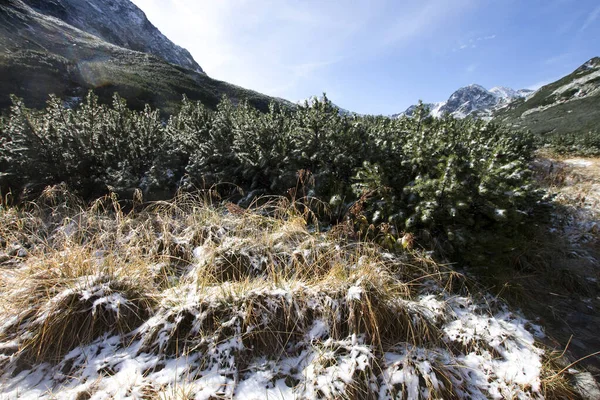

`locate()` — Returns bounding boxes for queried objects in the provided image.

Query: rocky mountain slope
[21,0,204,73]
[495,57,600,137]
[395,85,532,119]
[0,0,280,114]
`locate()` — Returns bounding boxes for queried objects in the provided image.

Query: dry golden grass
[0,186,582,399]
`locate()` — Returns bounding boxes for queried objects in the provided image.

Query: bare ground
[528,153,600,380]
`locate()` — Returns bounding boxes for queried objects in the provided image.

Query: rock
[7,245,27,258]
[573,371,600,400]
[7,245,20,257]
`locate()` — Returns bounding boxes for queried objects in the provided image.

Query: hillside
[0,0,282,114]
[495,57,600,138]
[21,0,204,73]
[2,95,600,397]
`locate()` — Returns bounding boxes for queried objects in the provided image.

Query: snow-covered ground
[0,285,547,399]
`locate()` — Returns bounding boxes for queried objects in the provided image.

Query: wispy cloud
[543,53,572,65]
[454,34,496,51]
[466,63,478,73]
[580,5,600,32]
[131,0,476,102]
[131,0,384,98]
[380,0,473,48]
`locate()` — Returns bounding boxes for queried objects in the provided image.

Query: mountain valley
[0,0,599,398]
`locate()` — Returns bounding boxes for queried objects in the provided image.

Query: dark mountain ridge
[0,0,283,114]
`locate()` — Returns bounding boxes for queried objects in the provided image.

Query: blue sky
[131,0,600,115]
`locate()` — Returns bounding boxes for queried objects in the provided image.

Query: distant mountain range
[0,0,597,142]
[0,0,286,114]
[394,57,600,140]
[309,58,599,144]
[393,85,533,120]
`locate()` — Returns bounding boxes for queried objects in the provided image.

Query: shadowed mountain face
[21,0,204,74]
[495,57,600,138]
[0,0,282,114]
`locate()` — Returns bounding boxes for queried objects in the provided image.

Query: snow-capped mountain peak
[396,84,533,119]
[490,86,534,101]
[465,83,487,91]
[490,86,518,98]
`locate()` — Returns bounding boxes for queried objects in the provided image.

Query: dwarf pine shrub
[0,93,175,199]
[0,93,541,263]
[351,104,540,259]
[544,129,600,156]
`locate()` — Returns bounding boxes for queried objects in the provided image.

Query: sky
[130,0,600,115]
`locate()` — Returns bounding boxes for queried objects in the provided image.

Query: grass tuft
[0,187,580,398]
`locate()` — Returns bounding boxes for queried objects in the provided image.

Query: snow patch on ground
[0,282,548,399]
[564,158,593,167]
[552,69,600,98]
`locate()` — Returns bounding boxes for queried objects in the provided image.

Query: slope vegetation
[495,58,600,141]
